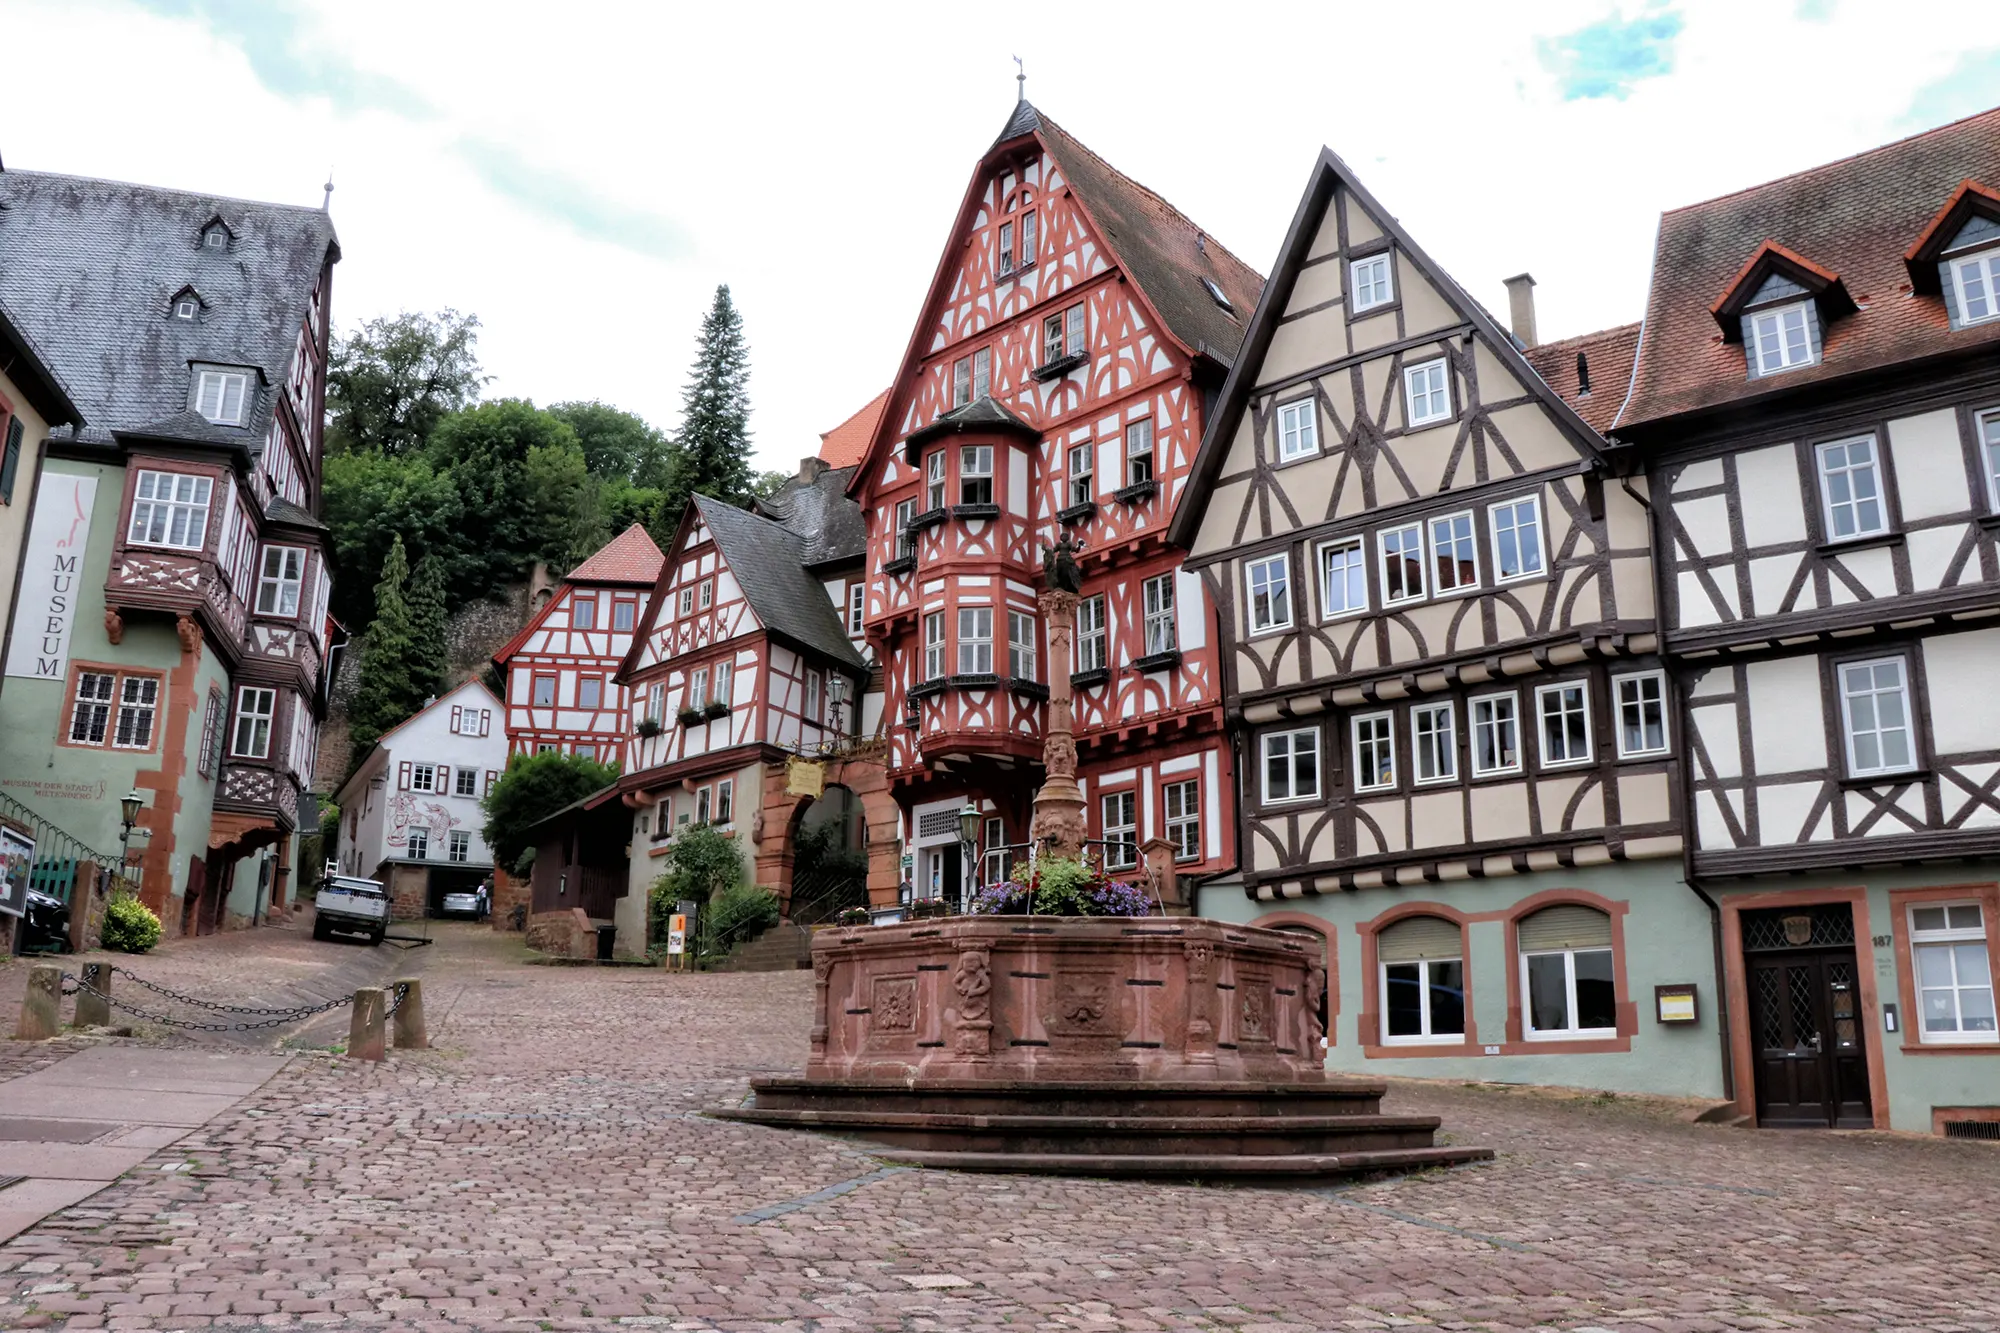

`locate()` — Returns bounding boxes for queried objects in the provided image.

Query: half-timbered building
[1603,109,2000,1132]
[1172,149,1719,1099]
[492,522,661,762]
[0,169,339,936]
[850,100,1262,908]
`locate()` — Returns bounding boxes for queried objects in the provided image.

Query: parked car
[18,889,71,954]
[439,881,489,920]
[313,875,389,945]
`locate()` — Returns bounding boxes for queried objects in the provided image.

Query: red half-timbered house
[851,100,1263,905]
[492,522,661,763]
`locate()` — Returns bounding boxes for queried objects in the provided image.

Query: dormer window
[1747,300,1818,376]
[1712,242,1846,380]
[1200,276,1235,314]
[199,216,233,251]
[194,368,250,425]
[174,299,198,320]
[1947,244,1998,327]
[1904,180,2000,329]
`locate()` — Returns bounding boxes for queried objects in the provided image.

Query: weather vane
[1014,55,1025,103]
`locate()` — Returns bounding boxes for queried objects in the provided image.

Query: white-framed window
[532,674,556,707]
[1489,495,1545,582]
[452,706,489,738]
[410,763,439,793]
[406,827,429,860]
[1747,301,1816,375]
[714,661,732,708]
[1350,254,1394,312]
[1262,727,1320,804]
[690,666,709,708]
[203,226,227,249]
[1613,672,1669,758]
[1839,656,1915,777]
[1951,248,2000,327]
[1043,312,1065,364]
[578,675,603,710]
[1019,209,1037,266]
[174,298,198,320]
[646,682,665,723]
[1536,682,1592,768]
[1520,907,1617,1039]
[973,347,992,399]
[1246,554,1292,634]
[1816,435,1888,541]
[926,451,946,510]
[1379,523,1425,604]
[952,357,972,407]
[574,743,597,762]
[982,815,1009,885]
[454,768,478,797]
[1318,538,1368,620]
[1125,418,1154,487]
[1910,902,1996,1044]
[195,369,249,425]
[1353,712,1396,791]
[231,686,275,758]
[960,444,994,505]
[613,599,636,631]
[572,596,597,630]
[678,588,694,616]
[958,607,993,675]
[65,673,117,749]
[449,830,471,863]
[1066,303,1087,357]
[997,219,1015,276]
[1469,692,1521,776]
[1077,595,1106,673]
[1380,917,1465,1044]
[1164,779,1200,862]
[1101,791,1138,870]
[716,778,734,823]
[1068,442,1093,506]
[1412,702,1456,784]
[895,498,918,559]
[1277,398,1318,462]
[1981,409,2000,513]
[1429,511,1479,593]
[805,667,824,724]
[1403,358,1451,428]
[1007,611,1036,679]
[698,580,713,610]
[128,470,213,550]
[111,675,159,750]
[696,785,712,824]
[847,582,865,634]
[923,611,945,680]
[1141,574,1176,655]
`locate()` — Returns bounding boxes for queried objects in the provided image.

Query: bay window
[1076,595,1106,673]
[129,471,213,550]
[255,546,305,616]
[1141,574,1176,655]
[958,607,993,674]
[231,686,276,758]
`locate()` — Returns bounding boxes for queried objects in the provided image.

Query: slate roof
[755,462,865,568]
[695,495,865,671]
[1523,323,1641,437]
[906,393,1038,449]
[817,390,889,468]
[0,169,337,449]
[0,296,81,425]
[265,495,328,532]
[566,522,664,586]
[1616,106,2000,430]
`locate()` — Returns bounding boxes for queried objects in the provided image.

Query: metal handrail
[0,788,139,904]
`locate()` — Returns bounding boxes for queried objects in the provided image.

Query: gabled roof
[1904,177,2000,284]
[1523,323,1641,437]
[903,393,1039,459]
[754,459,865,567]
[0,297,82,426]
[0,169,338,449]
[1708,240,1856,337]
[1616,106,2000,431]
[331,678,504,808]
[565,523,664,586]
[694,496,865,671]
[1170,146,1610,548]
[818,390,890,468]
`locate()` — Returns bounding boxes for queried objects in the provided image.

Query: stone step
[853,1144,1496,1179]
[713,923,814,973]
[709,1106,1446,1156]
[746,1075,1389,1119]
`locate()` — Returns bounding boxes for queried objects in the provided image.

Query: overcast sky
[5,0,1994,473]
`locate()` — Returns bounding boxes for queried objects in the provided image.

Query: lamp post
[957,802,981,913]
[828,675,849,741]
[118,788,144,883]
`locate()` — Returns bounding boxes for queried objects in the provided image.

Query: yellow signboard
[786,757,825,798]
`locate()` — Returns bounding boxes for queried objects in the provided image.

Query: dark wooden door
[1751,948,1871,1128]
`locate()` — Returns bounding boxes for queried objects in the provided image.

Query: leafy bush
[101,894,162,953]
[969,854,1153,918]
[705,885,780,955]
[480,750,621,868]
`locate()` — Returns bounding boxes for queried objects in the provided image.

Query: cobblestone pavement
[3,920,1998,1332]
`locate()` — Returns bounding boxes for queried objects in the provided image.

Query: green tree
[549,400,670,484]
[322,448,467,627]
[661,284,753,519]
[407,555,451,698]
[480,750,621,870]
[748,470,790,502]
[326,309,486,456]
[425,399,587,595]
[348,536,431,752]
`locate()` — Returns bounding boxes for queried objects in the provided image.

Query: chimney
[1503,273,1538,349]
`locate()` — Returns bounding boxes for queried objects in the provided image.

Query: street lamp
[828,675,849,738]
[118,789,144,880]
[957,802,981,912]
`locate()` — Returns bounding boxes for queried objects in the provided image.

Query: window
[957,608,993,674]
[1911,903,1996,1042]
[537,743,557,754]
[982,816,1010,885]
[1068,442,1093,506]
[1353,712,1396,791]
[1489,495,1544,582]
[1982,410,2000,512]
[174,298,197,320]
[1200,277,1234,313]
[532,675,556,707]
[1403,359,1451,429]
[1141,574,1176,655]
[690,666,709,709]
[646,682,665,722]
[1613,672,1669,758]
[203,226,227,249]
[613,599,636,631]
[1125,418,1154,486]
[449,830,471,863]
[1748,301,1816,374]
[1412,702,1456,784]
[1429,512,1478,593]
[716,779,734,823]
[1246,554,1292,633]
[1043,313,1066,365]
[1950,249,2000,327]
[1519,906,1617,1038]
[678,588,693,616]
[197,687,225,777]
[972,347,991,399]
[1262,727,1320,803]
[194,369,249,425]
[1077,595,1106,673]
[699,581,713,610]
[573,596,597,630]
[924,612,946,679]
[67,672,114,745]
[1351,254,1394,312]
[1536,682,1592,767]
[578,676,603,710]
[1816,435,1888,541]
[1008,611,1036,679]
[1277,399,1318,461]
[895,498,918,559]
[455,768,478,797]
[128,470,213,550]
[1019,210,1037,266]
[960,445,993,505]
[1379,523,1425,604]
[1469,693,1521,776]
[259,546,309,618]
[805,668,823,723]
[574,744,597,762]
[406,828,429,860]
[1,415,21,505]
[1379,916,1465,1043]
[998,220,1015,276]
[1164,779,1200,862]
[231,686,275,758]
[1839,656,1915,777]
[926,451,946,510]
[1318,538,1367,619]
[952,357,972,407]
[847,582,865,634]
[696,786,712,824]
[1101,791,1137,869]
[410,763,439,793]
[714,661,732,709]
[452,706,490,737]
[1066,303,1086,357]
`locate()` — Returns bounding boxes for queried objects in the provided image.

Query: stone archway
[753,753,901,914]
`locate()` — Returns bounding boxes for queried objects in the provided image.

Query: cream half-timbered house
[1172,149,1719,1098]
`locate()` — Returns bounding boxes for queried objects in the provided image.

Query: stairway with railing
[0,788,140,953]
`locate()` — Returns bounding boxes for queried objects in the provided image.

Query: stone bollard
[346,986,387,1062]
[391,978,427,1050]
[15,964,62,1040]
[73,962,112,1028]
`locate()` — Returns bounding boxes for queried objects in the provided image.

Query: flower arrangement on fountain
[968,852,1154,917]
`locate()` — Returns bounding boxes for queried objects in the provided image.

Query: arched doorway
[786,784,869,924]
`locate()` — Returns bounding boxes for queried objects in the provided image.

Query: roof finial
[321,169,334,212]
[1013,55,1025,104]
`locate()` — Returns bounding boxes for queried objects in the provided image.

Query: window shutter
[0,416,22,505]
[1377,916,1462,963]
[398,761,411,791]
[436,765,451,792]
[1517,905,1613,953]
[450,705,461,733]
[480,710,491,737]
[485,770,497,793]
[1941,261,1961,327]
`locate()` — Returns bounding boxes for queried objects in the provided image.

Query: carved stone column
[1030,588,1087,859]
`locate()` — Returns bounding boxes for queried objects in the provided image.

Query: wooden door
[1751,948,1871,1128]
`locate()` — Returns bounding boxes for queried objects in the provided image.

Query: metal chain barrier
[61,970,356,1034]
[383,981,410,1019]
[106,965,340,1016]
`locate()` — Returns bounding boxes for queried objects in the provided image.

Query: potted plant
[835,905,872,926]
[636,717,664,738]
[968,852,1153,918]
[703,700,731,720]
[676,705,707,727]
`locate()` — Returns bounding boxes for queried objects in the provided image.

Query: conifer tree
[661,285,753,519]
[408,554,451,698]
[349,535,429,754]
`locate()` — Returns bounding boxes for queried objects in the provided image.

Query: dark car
[18,889,70,954]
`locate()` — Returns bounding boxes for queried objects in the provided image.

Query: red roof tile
[565,522,663,586]
[1523,323,1640,437]
[818,389,889,468]
[1619,106,2000,429]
